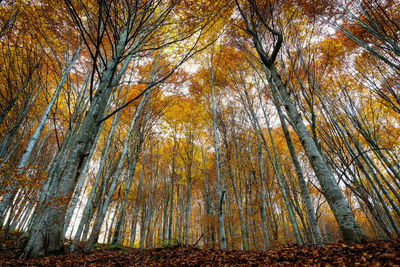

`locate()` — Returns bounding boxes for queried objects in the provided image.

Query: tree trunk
[168,135,177,241]
[264,82,324,245]
[84,88,149,252]
[267,65,366,244]
[23,31,129,257]
[209,55,226,249]
[70,88,125,251]
[129,151,148,247]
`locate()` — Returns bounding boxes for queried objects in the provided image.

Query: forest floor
[0,232,400,266]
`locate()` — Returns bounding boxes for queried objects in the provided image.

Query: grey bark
[209,50,226,249]
[200,146,216,248]
[161,174,170,241]
[140,158,157,249]
[236,0,366,243]
[111,51,162,244]
[84,83,151,252]
[111,127,144,245]
[24,28,130,257]
[269,65,366,243]
[241,90,301,245]
[69,84,127,251]
[184,160,192,244]
[63,84,120,236]
[168,135,177,241]
[129,152,148,247]
[260,80,324,245]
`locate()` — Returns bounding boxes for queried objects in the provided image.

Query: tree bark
[268,65,366,243]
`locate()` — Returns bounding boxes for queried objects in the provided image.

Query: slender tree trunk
[140,166,157,248]
[232,134,251,248]
[200,147,215,248]
[23,30,130,257]
[129,152,148,247]
[112,113,147,245]
[222,176,234,249]
[209,54,226,249]
[241,90,301,245]
[70,90,125,251]
[168,135,177,241]
[161,174,170,241]
[227,161,249,250]
[111,135,142,245]
[263,85,324,245]
[267,65,366,244]
[84,89,150,252]
[255,137,270,249]
[112,55,161,245]
[185,163,192,244]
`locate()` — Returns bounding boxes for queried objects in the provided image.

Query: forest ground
[0,232,400,266]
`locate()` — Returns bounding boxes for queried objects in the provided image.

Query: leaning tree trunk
[0,43,82,226]
[185,162,192,244]
[129,151,148,247]
[64,83,126,236]
[69,88,126,251]
[111,53,161,245]
[84,88,150,253]
[263,81,324,245]
[23,29,129,258]
[241,90,301,246]
[111,127,144,245]
[227,160,249,250]
[236,1,366,243]
[267,65,366,244]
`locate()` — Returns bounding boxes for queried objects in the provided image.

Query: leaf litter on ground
[0,233,399,266]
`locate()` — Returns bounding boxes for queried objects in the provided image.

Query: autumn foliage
[0,0,399,263]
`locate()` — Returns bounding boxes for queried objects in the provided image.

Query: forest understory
[0,231,399,266]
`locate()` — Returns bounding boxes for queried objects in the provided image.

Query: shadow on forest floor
[0,232,399,266]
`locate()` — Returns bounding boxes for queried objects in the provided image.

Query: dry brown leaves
[1,236,400,266]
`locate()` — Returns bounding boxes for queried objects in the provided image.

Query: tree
[235,0,367,244]
[22,0,215,257]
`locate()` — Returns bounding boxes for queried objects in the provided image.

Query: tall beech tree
[21,0,218,257]
[235,0,367,244]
